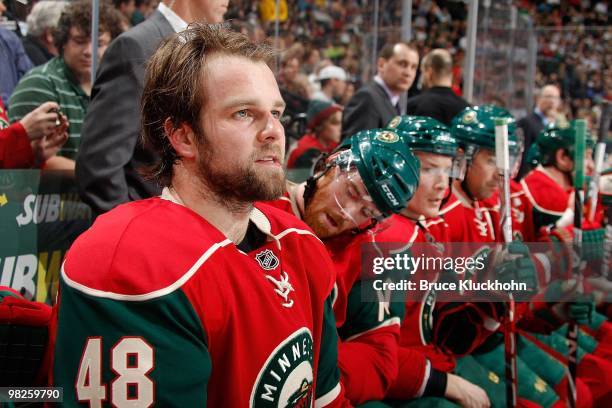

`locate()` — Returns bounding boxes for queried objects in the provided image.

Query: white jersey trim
[423,217,445,228]
[533,252,551,285]
[62,238,233,301]
[483,316,501,332]
[315,382,341,407]
[387,226,419,254]
[438,197,462,216]
[416,359,432,398]
[520,178,565,217]
[344,317,401,342]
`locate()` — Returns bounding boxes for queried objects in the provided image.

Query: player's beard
[195,137,286,211]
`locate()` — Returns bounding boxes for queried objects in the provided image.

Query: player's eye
[271,110,282,119]
[233,109,251,120]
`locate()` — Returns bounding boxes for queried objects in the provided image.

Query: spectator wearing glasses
[8,0,123,169]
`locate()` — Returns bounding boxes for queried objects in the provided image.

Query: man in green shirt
[8,0,122,168]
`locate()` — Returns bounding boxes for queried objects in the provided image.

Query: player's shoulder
[438,192,464,217]
[254,202,320,244]
[63,197,230,296]
[522,168,568,213]
[375,214,418,244]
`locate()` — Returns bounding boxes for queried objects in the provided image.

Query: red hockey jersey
[521,167,572,239]
[0,99,34,168]
[287,134,338,169]
[51,196,348,407]
[433,189,500,243]
[268,188,404,404]
[374,215,457,400]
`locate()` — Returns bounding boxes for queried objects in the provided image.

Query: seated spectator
[8,0,123,169]
[312,65,347,103]
[287,100,342,169]
[0,0,33,106]
[0,99,67,169]
[22,1,67,66]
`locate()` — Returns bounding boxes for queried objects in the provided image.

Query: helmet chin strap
[461,176,477,202]
[458,145,478,202]
[303,161,334,209]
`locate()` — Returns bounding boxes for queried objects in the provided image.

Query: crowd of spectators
[228,0,609,127]
[0,0,609,173]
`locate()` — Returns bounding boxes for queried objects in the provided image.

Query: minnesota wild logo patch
[462,111,477,124]
[387,116,401,129]
[376,130,400,143]
[250,328,314,407]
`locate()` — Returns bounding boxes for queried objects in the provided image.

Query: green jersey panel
[53,281,211,407]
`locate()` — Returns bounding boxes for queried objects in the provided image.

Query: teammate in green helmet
[450,104,519,200]
[533,120,595,178]
[386,115,459,219]
[270,128,421,239]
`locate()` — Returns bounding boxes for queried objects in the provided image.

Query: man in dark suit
[341,42,419,139]
[405,48,469,126]
[76,0,228,214]
[516,84,561,179]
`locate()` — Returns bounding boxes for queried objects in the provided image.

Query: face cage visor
[328,149,388,231]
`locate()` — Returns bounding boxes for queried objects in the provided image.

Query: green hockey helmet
[386,115,459,156]
[451,105,520,158]
[535,120,595,166]
[332,128,421,217]
[387,115,464,179]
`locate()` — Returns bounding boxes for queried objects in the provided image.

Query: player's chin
[311,221,333,239]
[255,162,284,177]
[421,206,439,219]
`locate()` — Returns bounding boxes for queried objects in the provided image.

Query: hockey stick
[567,119,586,408]
[495,118,518,408]
[588,101,611,222]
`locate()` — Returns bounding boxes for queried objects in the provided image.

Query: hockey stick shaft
[588,101,611,222]
[495,119,517,408]
[567,119,586,408]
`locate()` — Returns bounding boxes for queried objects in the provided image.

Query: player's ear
[555,148,572,171]
[164,118,197,160]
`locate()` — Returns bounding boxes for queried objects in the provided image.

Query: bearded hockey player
[268,128,422,404]
[50,25,350,407]
[438,107,612,407]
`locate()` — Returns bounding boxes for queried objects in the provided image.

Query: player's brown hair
[141,23,276,186]
[54,0,124,54]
